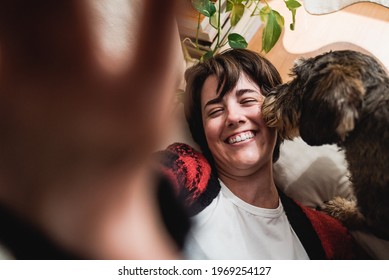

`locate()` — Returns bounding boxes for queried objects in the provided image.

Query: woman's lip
[225,130,256,144]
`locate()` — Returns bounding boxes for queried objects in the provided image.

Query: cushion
[274,137,389,259]
[273,137,354,209]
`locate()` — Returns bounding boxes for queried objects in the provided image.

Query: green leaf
[285,0,302,10]
[261,8,284,53]
[289,10,297,30]
[227,0,244,11]
[209,12,219,29]
[230,3,245,26]
[285,0,301,30]
[259,5,271,23]
[226,0,233,12]
[191,0,216,17]
[201,51,215,62]
[228,33,248,49]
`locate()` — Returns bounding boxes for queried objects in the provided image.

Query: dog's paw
[320,196,365,229]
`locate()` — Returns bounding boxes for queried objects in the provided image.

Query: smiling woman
[200,73,277,190]
[158,48,366,260]
[184,48,283,165]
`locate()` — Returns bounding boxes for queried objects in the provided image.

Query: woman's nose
[225,106,245,127]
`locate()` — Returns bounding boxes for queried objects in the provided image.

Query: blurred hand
[0,0,183,259]
[0,0,179,189]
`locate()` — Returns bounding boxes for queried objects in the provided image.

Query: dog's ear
[291,55,327,80]
[262,82,302,140]
[291,57,311,79]
[299,64,365,145]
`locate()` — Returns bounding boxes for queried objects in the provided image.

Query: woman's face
[201,73,277,177]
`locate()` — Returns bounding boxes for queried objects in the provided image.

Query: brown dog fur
[262,50,389,240]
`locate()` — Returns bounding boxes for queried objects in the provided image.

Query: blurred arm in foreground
[0,0,188,259]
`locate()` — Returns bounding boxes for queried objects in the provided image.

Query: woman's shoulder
[156,143,220,215]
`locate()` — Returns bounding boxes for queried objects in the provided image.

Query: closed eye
[241,98,259,105]
[208,108,224,117]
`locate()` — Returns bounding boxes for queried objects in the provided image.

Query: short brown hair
[184,48,283,164]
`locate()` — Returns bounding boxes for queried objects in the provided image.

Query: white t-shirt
[184,180,310,259]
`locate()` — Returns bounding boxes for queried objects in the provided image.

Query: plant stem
[251,0,261,16]
[195,12,201,50]
[213,0,222,53]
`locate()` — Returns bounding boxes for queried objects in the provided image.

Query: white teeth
[228,131,254,144]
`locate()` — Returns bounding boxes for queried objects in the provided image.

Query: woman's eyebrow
[203,95,223,110]
[203,88,260,110]
[236,88,258,97]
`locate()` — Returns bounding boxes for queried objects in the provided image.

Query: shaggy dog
[262,50,389,240]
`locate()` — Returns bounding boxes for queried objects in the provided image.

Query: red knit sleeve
[157,142,212,206]
[301,206,357,259]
